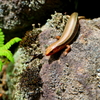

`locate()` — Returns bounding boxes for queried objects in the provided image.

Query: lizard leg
[63,45,71,55]
[78,16,85,20]
[55,36,60,40]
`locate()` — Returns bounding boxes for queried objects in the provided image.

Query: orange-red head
[45,43,65,56]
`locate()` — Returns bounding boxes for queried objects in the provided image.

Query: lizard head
[45,43,63,56]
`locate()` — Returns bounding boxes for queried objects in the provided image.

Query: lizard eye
[50,50,54,54]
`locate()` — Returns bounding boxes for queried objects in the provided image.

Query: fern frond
[0,37,22,50]
[0,29,22,71]
[0,50,14,63]
[0,29,5,47]
[0,60,3,71]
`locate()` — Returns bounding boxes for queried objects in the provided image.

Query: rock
[0,0,45,30]
[0,0,65,41]
[7,28,43,100]
[8,12,100,100]
[39,13,100,100]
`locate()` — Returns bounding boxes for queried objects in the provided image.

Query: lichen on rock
[7,27,43,100]
[0,0,45,30]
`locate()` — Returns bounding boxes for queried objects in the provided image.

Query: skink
[45,12,85,56]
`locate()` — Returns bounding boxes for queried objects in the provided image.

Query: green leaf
[0,37,22,50]
[0,29,4,47]
[0,29,22,71]
[0,50,14,63]
[0,29,2,31]
[0,60,3,71]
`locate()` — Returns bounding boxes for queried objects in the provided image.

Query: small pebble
[98,85,100,88]
[97,73,100,77]
[97,69,100,72]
